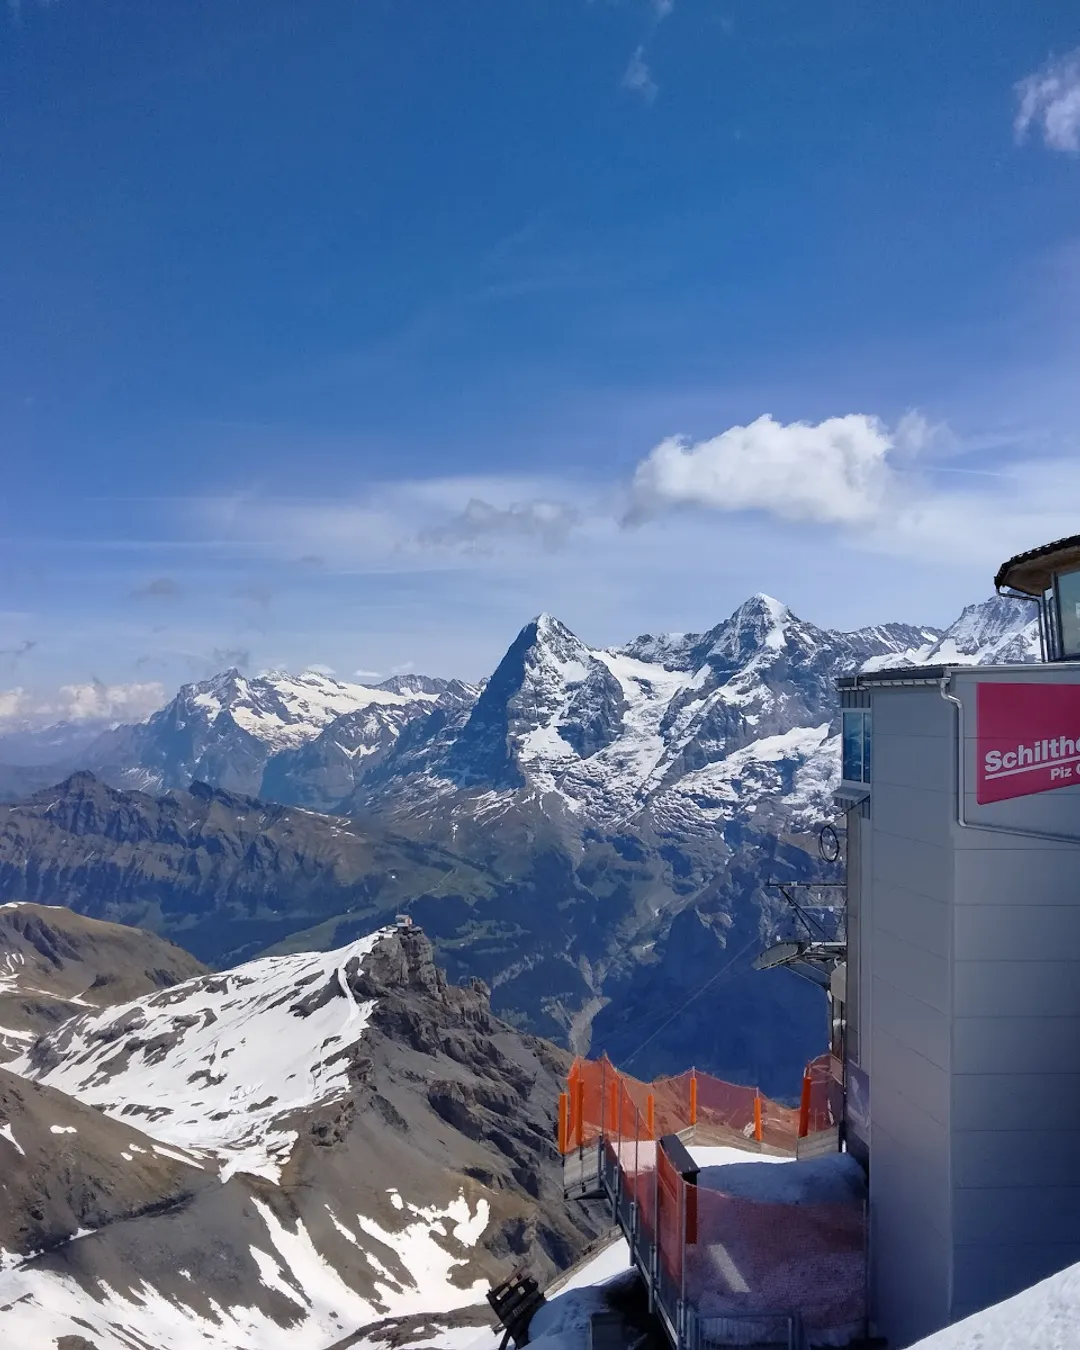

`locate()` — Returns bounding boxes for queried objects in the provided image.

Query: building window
[1055,568,1080,659]
[842,709,871,783]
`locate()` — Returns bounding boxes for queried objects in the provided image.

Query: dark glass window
[842,709,871,784]
[1056,569,1080,659]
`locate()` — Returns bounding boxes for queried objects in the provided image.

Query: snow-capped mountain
[862,593,1040,671]
[0,593,1039,1092]
[77,667,474,797]
[1,912,593,1349]
[346,595,945,831]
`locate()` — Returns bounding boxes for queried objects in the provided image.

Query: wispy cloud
[418,497,580,553]
[130,576,182,601]
[212,646,251,671]
[0,638,37,674]
[622,46,658,103]
[1015,48,1080,153]
[0,679,166,729]
[233,583,274,607]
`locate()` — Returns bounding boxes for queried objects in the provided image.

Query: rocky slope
[0,772,495,967]
[0,902,206,1063]
[1,918,595,1349]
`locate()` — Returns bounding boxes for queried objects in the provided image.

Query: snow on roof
[907,1259,1080,1350]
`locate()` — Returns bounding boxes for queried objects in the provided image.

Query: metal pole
[678,1168,688,1349]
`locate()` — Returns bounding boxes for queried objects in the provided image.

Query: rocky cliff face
[1,919,596,1349]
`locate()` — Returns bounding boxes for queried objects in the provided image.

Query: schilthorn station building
[835,534,1080,1346]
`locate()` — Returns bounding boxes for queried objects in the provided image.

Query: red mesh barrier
[687,1187,867,1338]
[802,1053,839,1136]
[758,1095,801,1150]
[693,1074,760,1141]
[560,1050,865,1341]
[656,1142,685,1287]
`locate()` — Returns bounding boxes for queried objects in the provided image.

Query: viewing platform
[559,1055,866,1350]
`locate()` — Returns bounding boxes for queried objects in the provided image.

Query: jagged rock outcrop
[1,921,598,1348]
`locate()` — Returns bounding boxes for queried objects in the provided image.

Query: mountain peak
[532,612,576,642]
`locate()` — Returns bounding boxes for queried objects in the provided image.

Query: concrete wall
[863,684,955,1348]
[948,667,1080,1324]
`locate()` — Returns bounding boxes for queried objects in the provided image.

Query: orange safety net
[562,1055,823,1156]
[687,1186,866,1338]
[800,1052,841,1137]
[562,1049,865,1341]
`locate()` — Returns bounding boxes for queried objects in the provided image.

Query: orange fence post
[798,1072,812,1138]
[689,1072,698,1127]
[753,1091,763,1144]
[647,1093,655,1139]
[558,1092,568,1154]
[574,1075,585,1149]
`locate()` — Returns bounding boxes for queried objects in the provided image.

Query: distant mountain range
[0,593,1039,1092]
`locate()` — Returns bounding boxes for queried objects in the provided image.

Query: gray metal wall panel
[953,1129,1080,1188]
[870,1122,951,1346]
[953,1014,1080,1074]
[872,829,951,906]
[873,732,953,792]
[954,959,1080,1017]
[872,1022,950,1128]
[953,841,1080,899]
[954,902,1080,957]
[953,1186,1080,1244]
[864,683,955,1347]
[871,976,950,1070]
[952,1242,1080,1323]
[952,1071,1080,1130]
[871,932,950,1016]
[871,882,949,958]
[871,780,953,849]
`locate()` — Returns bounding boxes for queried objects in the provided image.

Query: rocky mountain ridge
[0,902,206,1063]
[0,910,593,1349]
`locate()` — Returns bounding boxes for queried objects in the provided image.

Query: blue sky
[3,0,1080,720]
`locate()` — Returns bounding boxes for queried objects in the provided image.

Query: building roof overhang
[995,534,1080,597]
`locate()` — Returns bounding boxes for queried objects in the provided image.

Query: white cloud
[630,412,906,525]
[0,681,166,730]
[305,663,336,676]
[353,668,383,681]
[1015,48,1080,153]
[622,46,657,102]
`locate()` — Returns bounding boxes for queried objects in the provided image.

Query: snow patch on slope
[12,933,386,1183]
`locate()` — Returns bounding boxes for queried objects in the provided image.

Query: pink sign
[976,682,1080,804]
